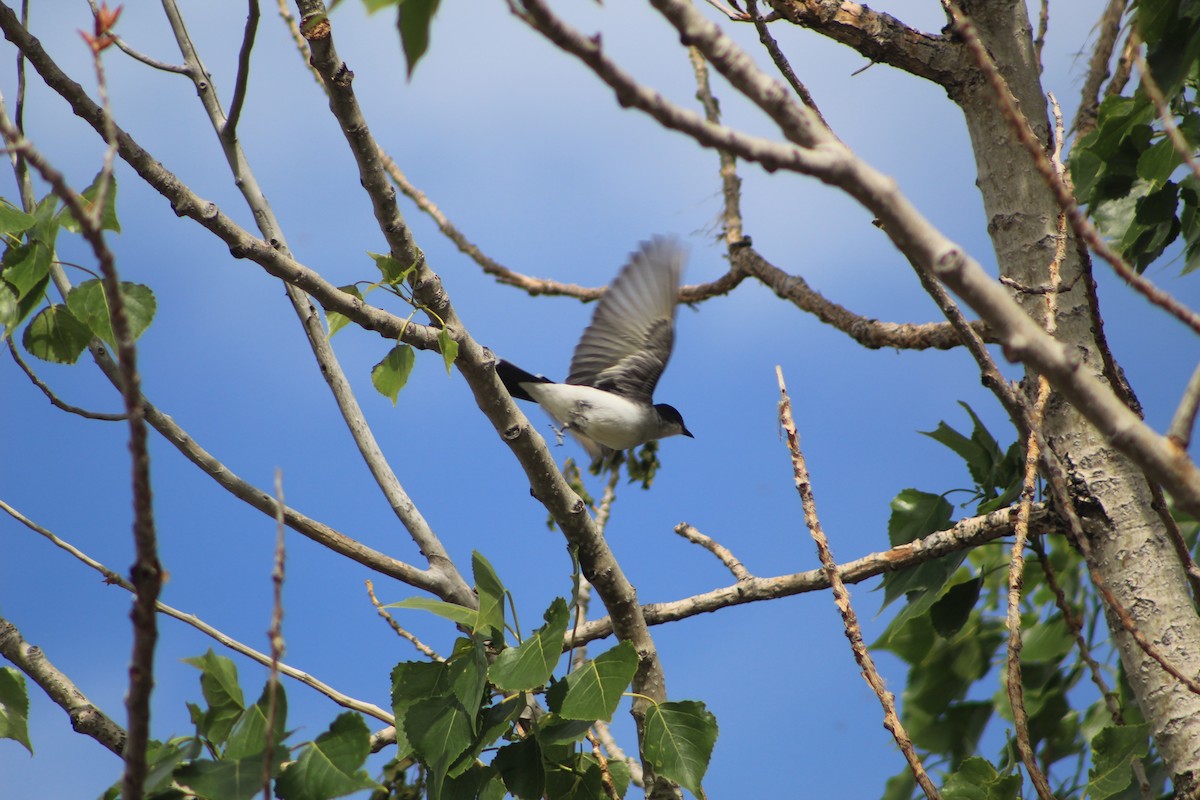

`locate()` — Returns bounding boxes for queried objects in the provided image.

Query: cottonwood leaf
[0,667,31,754]
[326,284,364,337]
[275,712,381,800]
[371,344,415,404]
[551,640,637,721]
[1088,723,1151,800]
[65,279,156,348]
[183,649,245,746]
[398,0,441,79]
[472,551,506,645]
[385,597,478,629]
[488,597,569,691]
[643,700,717,798]
[22,304,91,364]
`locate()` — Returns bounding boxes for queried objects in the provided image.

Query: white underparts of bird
[496,236,693,467]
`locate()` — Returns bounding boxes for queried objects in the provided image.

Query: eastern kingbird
[497,237,693,467]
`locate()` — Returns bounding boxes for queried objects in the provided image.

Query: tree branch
[0,615,127,757]
[0,498,395,725]
[567,502,1054,648]
[777,366,940,799]
[766,0,961,88]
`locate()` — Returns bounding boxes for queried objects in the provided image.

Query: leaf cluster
[876,406,1163,799]
[1070,0,1200,273]
[1,175,156,363]
[383,552,717,799]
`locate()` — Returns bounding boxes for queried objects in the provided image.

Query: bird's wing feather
[566,237,685,404]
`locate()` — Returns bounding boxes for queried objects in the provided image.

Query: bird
[496,236,693,468]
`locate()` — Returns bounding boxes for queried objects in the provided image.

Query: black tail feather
[496,359,550,402]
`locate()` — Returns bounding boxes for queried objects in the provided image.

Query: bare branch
[224,0,260,140]
[745,0,831,129]
[263,468,286,800]
[766,0,960,88]
[0,615,126,756]
[1170,362,1200,449]
[674,523,752,582]
[366,580,442,661]
[777,366,940,799]
[0,498,395,725]
[567,502,1054,648]
[5,335,127,420]
[735,246,994,349]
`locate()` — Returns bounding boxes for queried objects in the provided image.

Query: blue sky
[4,1,1199,798]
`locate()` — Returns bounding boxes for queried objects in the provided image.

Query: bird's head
[654,403,693,439]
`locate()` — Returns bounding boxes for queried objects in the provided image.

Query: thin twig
[744,0,831,129]
[586,729,622,800]
[1134,49,1200,187]
[674,523,752,581]
[365,580,442,661]
[593,719,642,788]
[8,30,160,796]
[1033,0,1049,73]
[225,0,260,140]
[262,468,286,800]
[776,365,941,800]
[1003,107,1066,798]
[87,0,190,74]
[1074,0,1127,136]
[0,498,394,724]
[6,335,128,420]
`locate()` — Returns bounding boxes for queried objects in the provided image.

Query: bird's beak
[682,427,694,439]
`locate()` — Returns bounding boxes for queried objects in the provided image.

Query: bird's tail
[495,359,550,402]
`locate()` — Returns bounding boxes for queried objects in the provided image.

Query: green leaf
[0,282,17,336]
[22,304,92,364]
[1088,723,1151,800]
[437,327,458,374]
[183,649,246,746]
[643,700,717,798]
[0,201,35,237]
[385,596,478,629]
[58,172,120,234]
[275,713,381,800]
[1137,136,1182,186]
[2,241,51,325]
[880,489,956,609]
[941,756,1021,800]
[371,344,415,404]
[369,251,413,285]
[224,681,288,760]
[0,667,32,754]
[361,0,396,12]
[1021,613,1075,663]
[533,714,594,746]
[65,279,156,348]
[553,640,637,721]
[488,597,570,691]
[326,284,364,337]
[398,0,441,79]
[445,637,489,716]
[493,737,544,800]
[929,577,982,638]
[403,695,474,797]
[174,751,283,800]
[472,551,507,645]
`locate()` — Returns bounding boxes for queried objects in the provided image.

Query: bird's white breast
[524,383,659,450]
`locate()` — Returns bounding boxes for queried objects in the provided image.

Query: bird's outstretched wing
[566,237,686,404]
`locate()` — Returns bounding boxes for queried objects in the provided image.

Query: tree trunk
[954,2,1200,792]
